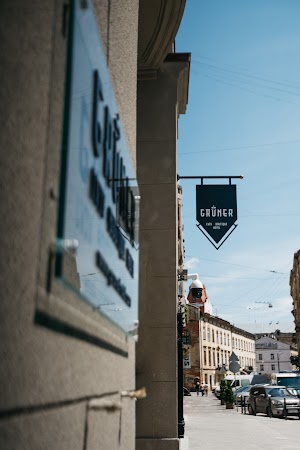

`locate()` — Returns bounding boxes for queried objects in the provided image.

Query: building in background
[183,304,256,391]
[255,335,295,374]
[0,1,189,449]
[255,330,297,350]
[290,249,300,364]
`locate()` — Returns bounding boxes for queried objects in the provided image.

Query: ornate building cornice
[138,0,186,78]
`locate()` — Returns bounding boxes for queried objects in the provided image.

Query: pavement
[180,391,300,450]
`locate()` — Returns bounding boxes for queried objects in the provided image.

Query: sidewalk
[180,392,242,450]
[180,391,299,450]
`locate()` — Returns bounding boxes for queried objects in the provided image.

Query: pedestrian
[195,381,200,396]
[204,384,208,396]
[200,384,205,396]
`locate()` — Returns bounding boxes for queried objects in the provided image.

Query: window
[220,333,223,344]
[258,354,262,361]
[270,353,274,360]
[203,326,206,340]
[208,349,211,366]
[252,387,264,397]
[216,331,219,344]
[213,350,216,367]
[204,348,207,366]
[232,338,235,348]
[271,364,275,371]
[260,364,264,371]
[207,327,210,342]
[212,329,215,342]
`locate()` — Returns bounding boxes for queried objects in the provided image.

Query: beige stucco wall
[0,0,138,448]
[290,250,300,354]
[184,311,256,390]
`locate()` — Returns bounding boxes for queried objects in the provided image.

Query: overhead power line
[179,138,300,154]
[194,71,300,105]
[192,54,300,90]
[192,59,300,95]
[196,256,288,274]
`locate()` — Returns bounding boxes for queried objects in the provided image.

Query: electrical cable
[179,138,300,154]
[192,54,300,89]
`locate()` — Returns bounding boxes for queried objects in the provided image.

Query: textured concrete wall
[94,0,139,164]
[0,0,138,448]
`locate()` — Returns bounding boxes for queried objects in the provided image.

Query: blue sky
[176,0,300,333]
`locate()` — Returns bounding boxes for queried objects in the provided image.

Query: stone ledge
[136,437,180,450]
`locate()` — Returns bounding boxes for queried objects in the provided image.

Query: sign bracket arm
[177,175,244,182]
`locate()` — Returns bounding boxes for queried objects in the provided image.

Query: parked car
[287,388,300,398]
[215,374,253,397]
[248,385,300,418]
[236,384,269,406]
[235,385,252,405]
[234,385,250,396]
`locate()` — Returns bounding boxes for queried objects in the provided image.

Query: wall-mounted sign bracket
[177,175,244,183]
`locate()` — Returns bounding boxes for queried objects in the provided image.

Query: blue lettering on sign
[103,105,113,185]
[92,70,104,158]
[87,68,137,291]
[112,115,121,204]
[106,207,125,260]
[89,167,105,218]
[126,249,134,278]
[91,71,137,246]
[95,250,131,307]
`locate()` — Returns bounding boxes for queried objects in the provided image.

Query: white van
[215,374,254,397]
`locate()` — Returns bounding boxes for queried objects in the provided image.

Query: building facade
[183,307,256,391]
[255,331,297,350]
[290,249,300,360]
[0,1,189,449]
[255,336,294,374]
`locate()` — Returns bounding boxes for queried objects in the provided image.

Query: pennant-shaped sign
[196,184,238,249]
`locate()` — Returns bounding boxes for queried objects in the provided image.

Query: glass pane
[56,0,139,335]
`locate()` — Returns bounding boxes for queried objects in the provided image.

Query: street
[180,392,300,450]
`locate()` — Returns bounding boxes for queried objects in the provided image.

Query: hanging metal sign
[196,184,238,249]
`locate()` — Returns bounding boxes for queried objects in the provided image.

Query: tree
[219,379,227,404]
[224,385,235,408]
